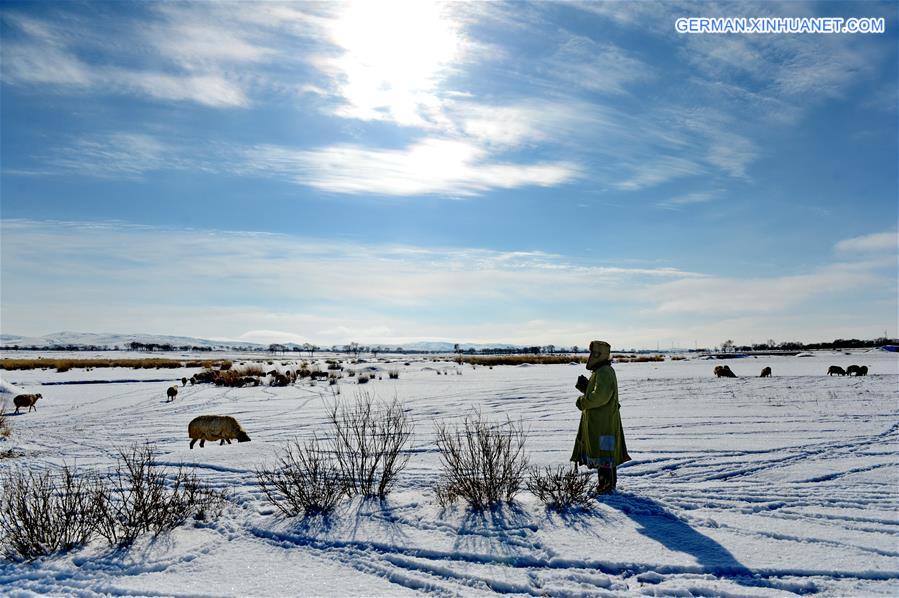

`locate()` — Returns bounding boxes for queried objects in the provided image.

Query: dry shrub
[357,374,370,384]
[1,466,100,560]
[434,412,528,509]
[526,466,595,511]
[461,355,585,366]
[256,437,343,517]
[388,370,399,379]
[219,360,233,370]
[184,359,217,368]
[94,444,223,546]
[615,355,665,363]
[0,407,10,438]
[328,393,413,498]
[242,364,266,377]
[1,358,223,371]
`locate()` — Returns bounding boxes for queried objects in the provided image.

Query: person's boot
[595,468,613,495]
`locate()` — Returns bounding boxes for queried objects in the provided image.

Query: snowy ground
[0,351,897,596]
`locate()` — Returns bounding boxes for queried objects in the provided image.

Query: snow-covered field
[1,351,897,596]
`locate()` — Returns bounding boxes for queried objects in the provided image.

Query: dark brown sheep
[166,386,178,402]
[714,365,737,378]
[760,367,772,377]
[270,373,290,387]
[856,365,868,376]
[846,365,861,376]
[13,393,42,414]
[181,377,188,386]
[828,366,846,376]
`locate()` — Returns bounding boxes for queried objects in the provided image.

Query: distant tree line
[4,337,894,354]
[700,337,897,353]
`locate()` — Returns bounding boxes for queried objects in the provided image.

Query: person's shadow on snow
[599,493,819,593]
[600,492,752,577]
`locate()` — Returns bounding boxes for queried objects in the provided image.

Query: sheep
[188,415,251,449]
[181,377,188,386]
[760,367,772,377]
[857,365,868,376]
[846,365,861,376]
[13,393,42,414]
[714,365,737,378]
[270,373,291,387]
[166,386,178,402]
[828,366,846,376]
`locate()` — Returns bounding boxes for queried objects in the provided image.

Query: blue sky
[1,0,896,348]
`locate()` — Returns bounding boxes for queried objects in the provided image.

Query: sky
[0,0,896,349]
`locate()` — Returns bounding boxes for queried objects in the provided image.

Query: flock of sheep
[713,364,870,377]
[10,357,874,449]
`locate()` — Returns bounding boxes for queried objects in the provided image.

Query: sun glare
[326,0,462,126]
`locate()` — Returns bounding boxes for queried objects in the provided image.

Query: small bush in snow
[0,407,9,438]
[94,444,223,546]
[329,392,413,498]
[388,370,399,379]
[435,412,528,509]
[526,466,595,511]
[256,436,343,517]
[357,374,370,384]
[0,465,100,560]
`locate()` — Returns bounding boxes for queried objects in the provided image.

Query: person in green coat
[571,340,631,493]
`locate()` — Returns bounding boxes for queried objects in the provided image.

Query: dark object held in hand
[575,375,589,393]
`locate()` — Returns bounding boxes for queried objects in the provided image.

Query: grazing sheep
[714,365,737,378]
[189,375,197,385]
[188,415,251,449]
[181,377,188,386]
[270,373,291,387]
[13,393,42,414]
[166,386,178,402]
[828,366,846,376]
[857,365,868,376]
[760,367,772,377]
[846,365,861,376]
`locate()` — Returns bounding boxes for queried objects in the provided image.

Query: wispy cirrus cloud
[1,8,253,107]
[242,138,579,196]
[1,0,891,199]
[656,190,719,210]
[538,34,654,95]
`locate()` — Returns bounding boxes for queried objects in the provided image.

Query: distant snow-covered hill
[0,331,261,349]
[0,332,522,352]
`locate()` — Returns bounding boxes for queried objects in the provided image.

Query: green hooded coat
[570,363,631,468]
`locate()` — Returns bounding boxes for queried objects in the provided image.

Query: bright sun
[326,0,462,126]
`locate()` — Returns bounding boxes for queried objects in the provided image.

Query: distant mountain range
[0,332,523,352]
[0,331,254,349]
